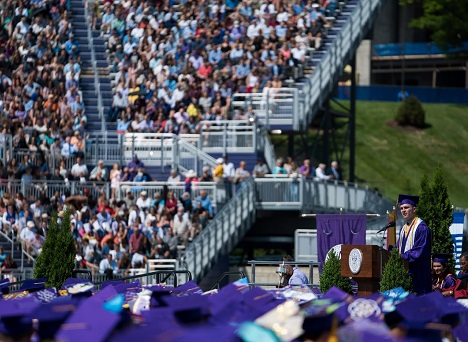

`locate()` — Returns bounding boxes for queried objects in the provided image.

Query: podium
[340,245,390,296]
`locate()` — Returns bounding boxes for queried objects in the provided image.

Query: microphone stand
[379,230,386,278]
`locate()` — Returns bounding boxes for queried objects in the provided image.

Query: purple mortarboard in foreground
[162,294,210,323]
[89,283,118,304]
[242,287,284,319]
[453,321,468,342]
[398,194,419,207]
[21,296,78,339]
[18,278,47,293]
[61,278,92,290]
[171,281,203,296]
[55,298,121,342]
[114,280,141,294]
[321,287,354,323]
[102,279,126,289]
[0,296,40,318]
[0,296,41,336]
[171,324,239,342]
[395,292,443,324]
[338,319,396,342]
[0,278,10,295]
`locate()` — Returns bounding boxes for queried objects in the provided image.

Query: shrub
[319,250,353,294]
[395,96,426,127]
[380,248,413,293]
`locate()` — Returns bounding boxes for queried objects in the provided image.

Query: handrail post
[161,135,164,173]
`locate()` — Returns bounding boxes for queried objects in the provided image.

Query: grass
[270,101,468,208]
[338,101,468,208]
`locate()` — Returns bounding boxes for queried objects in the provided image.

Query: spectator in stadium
[234,161,250,189]
[315,163,332,181]
[89,160,108,182]
[252,159,269,178]
[136,191,151,211]
[167,169,181,183]
[222,155,235,198]
[71,157,89,181]
[99,253,118,276]
[196,190,214,219]
[272,158,287,175]
[300,159,314,178]
[330,160,342,181]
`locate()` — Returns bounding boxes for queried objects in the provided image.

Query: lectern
[341,245,390,296]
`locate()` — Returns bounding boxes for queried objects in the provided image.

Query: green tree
[33,212,60,280]
[418,165,454,269]
[401,0,468,51]
[33,208,76,289]
[380,248,413,292]
[319,251,353,294]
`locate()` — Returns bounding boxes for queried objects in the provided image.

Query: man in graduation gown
[397,194,432,295]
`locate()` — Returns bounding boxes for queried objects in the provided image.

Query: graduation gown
[398,219,432,295]
[454,272,468,299]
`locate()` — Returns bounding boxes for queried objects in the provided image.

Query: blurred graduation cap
[0,278,10,295]
[398,194,419,207]
[55,297,122,342]
[21,296,79,339]
[237,321,280,342]
[171,280,203,296]
[162,294,210,324]
[337,319,396,342]
[432,252,452,265]
[0,296,41,336]
[18,278,47,293]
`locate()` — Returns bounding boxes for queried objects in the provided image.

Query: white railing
[184,178,256,281]
[231,89,299,129]
[300,0,381,128]
[255,129,277,172]
[175,139,217,175]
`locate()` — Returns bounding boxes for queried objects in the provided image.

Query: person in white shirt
[291,42,306,65]
[99,254,118,275]
[19,221,36,245]
[70,157,89,180]
[223,155,235,199]
[173,207,191,242]
[167,169,181,183]
[315,163,332,181]
[136,191,151,211]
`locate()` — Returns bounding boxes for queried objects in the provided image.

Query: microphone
[377,221,396,233]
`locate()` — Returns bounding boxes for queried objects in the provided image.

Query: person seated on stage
[278,255,309,287]
[431,253,456,296]
[454,251,468,299]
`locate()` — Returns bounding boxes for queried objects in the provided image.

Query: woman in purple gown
[432,253,456,296]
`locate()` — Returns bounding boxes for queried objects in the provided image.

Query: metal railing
[231,89,299,129]
[247,260,320,288]
[255,129,277,172]
[0,179,110,199]
[300,0,382,129]
[184,178,256,281]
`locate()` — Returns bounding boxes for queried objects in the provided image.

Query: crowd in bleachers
[103,0,334,133]
[0,152,225,272]
[0,0,90,184]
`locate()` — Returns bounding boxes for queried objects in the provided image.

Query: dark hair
[281,255,294,262]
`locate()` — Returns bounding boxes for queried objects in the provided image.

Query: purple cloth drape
[317,214,367,269]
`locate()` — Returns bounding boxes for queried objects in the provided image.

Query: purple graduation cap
[398,194,419,207]
[55,298,121,342]
[21,296,78,340]
[432,252,451,264]
[17,278,47,293]
[0,296,41,336]
[0,278,10,295]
